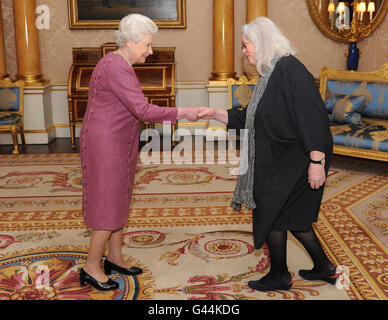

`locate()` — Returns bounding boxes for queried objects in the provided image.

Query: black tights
[262,228,335,282]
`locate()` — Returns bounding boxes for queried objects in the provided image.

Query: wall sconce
[337,1,346,14]
[357,1,367,20]
[307,0,388,71]
[368,1,375,20]
[328,0,335,18]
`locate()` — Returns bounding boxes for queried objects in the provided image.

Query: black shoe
[299,269,339,285]
[104,259,143,276]
[248,278,293,291]
[80,268,119,291]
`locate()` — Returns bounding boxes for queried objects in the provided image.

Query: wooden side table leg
[70,123,76,149]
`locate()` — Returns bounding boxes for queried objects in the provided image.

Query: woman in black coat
[199,17,338,291]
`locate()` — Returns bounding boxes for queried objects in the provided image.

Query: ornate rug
[0,153,387,300]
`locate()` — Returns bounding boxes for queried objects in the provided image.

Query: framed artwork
[68,0,186,29]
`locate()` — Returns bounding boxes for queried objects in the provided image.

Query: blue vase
[347,42,359,71]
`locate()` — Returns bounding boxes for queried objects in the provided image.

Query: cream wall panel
[175,81,209,133]
[23,89,49,130]
[23,87,54,144]
[51,86,68,123]
[50,85,71,138]
[2,0,387,84]
[268,0,388,77]
[206,84,228,139]
[0,83,213,145]
[2,0,215,84]
[1,0,387,146]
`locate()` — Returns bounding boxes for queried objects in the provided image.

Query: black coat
[227,55,333,249]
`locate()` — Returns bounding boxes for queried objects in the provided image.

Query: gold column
[209,0,237,81]
[246,0,268,23]
[0,2,8,80]
[245,1,267,79]
[13,0,47,86]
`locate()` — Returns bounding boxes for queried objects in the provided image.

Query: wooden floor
[0,138,80,155]
[0,138,79,155]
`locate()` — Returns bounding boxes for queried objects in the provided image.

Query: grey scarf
[231,55,281,211]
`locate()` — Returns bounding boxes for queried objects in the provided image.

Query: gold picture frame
[68,0,186,29]
[306,0,388,43]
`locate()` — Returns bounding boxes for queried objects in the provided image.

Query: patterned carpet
[0,153,387,300]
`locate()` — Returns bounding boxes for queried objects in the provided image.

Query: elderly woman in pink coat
[79,14,199,291]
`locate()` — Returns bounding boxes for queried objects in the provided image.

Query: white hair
[115,14,158,46]
[242,17,296,76]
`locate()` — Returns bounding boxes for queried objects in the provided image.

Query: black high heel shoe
[299,269,339,285]
[80,268,119,291]
[248,274,293,292]
[104,259,143,276]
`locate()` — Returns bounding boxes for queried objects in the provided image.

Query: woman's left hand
[308,163,326,189]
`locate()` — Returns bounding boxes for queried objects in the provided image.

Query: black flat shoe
[248,278,293,292]
[80,268,119,291]
[104,259,143,276]
[299,269,339,285]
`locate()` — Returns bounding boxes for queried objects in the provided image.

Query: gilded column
[246,0,268,23]
[209,0,236,81]
[0,2,8,79]
[13,0,47,86]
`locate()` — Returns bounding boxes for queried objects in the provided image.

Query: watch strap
[310,158,325,165]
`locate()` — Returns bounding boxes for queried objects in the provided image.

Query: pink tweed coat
[80,52,177,230]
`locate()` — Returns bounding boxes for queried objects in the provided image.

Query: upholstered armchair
[0,77,25,154]
[227,75,257,110]
[226,75,257,151]
[320,63,388,162]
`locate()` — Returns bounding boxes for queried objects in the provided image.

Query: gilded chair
[0,77,25,154]
[320,63,388,162]
[227,75,257,151]
[227,75,257,110]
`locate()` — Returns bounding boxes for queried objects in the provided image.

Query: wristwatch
[310,158,325,165]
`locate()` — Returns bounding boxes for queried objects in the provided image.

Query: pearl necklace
[118,49,132,67]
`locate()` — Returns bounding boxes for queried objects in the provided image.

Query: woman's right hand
[198,108,228,124]
[177,107,200,121]
[198,107,216,119]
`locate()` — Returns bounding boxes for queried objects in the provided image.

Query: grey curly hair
[115,14,158,46]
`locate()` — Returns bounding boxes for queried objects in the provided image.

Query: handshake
[177,107,228,124]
